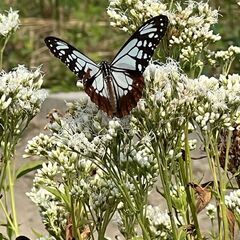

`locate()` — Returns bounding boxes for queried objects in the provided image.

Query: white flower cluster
[143,60,240,131]
[215,46,240,60]
[170,185,187,212]
[133,145,154,167]
[207,45,240,65]
[170,1,220,65]
[24,133,56,157]
[190,74,240,130]
[146,205,172,239]
[73,164,121,209]
[27,186,67,236]
[90,178,120,209]
[143,60,192,122]
[170,185,185,198]
[25,133,79,182]
[108,0,167,31]
[0,65,47,115]
[107,119,121,138]
[46,101,115,157]
[26,98,167,238]
[225,189,240,214]
[0,8,20,37]
[108,0,223,70]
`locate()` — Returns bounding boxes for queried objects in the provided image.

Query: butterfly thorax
[100,61,118,114]
[99,61,111,76]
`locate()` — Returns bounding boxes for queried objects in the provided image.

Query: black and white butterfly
[45,15,168,117]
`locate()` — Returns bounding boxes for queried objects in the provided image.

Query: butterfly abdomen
[105,75,117,114]
[101,62,118,116]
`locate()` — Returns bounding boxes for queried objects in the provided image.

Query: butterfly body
[45,15,168,117]
[83,60,143,117]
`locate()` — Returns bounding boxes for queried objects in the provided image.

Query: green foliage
[15,160,43,179]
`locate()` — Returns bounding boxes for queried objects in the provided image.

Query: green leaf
[15,160,43,179]
[43,186,71,207]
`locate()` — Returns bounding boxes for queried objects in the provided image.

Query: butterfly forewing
[44,36,100,81]
[111,15,169,73]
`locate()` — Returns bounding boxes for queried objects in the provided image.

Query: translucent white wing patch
[111,70,133,97]
[91,73,108,98]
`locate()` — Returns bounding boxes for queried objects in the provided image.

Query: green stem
[169,0,174,9]
[0,34,10,70]
[7,159,19,236]
[104,154,151,239]
[119,181,151,239]
[205,133,223,239]
[184,124,202,239]
[205,129,229,239]
[223,58,234,76]
[214,132,230,239]
[0,199,15,229]
[70,198,80,240]
[184,124,193,182]
[98,205,117,240]
[154,144,178,239]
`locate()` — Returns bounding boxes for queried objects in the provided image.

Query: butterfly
[45,15,168,118]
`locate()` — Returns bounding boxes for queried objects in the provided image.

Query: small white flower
[206,204,217,220]
[225,190,240,212]
[0,94,12,109]
[146,205,172,238]
[0,8,20,36]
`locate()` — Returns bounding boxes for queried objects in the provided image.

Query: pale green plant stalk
[200,126,234,239]
[154,144,178,239]
[183,124,202,239]
[0,108,44,238]
[0,34,10,70]
[1,132,19,236]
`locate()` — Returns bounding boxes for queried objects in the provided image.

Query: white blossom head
[0,8,20,37]
[206,204,217,220]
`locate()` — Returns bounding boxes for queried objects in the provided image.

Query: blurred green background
[0,0,239,92]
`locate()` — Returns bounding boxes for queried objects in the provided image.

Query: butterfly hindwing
[84,73,116,116]
[44,36,100,81]
[111,69,144,117]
